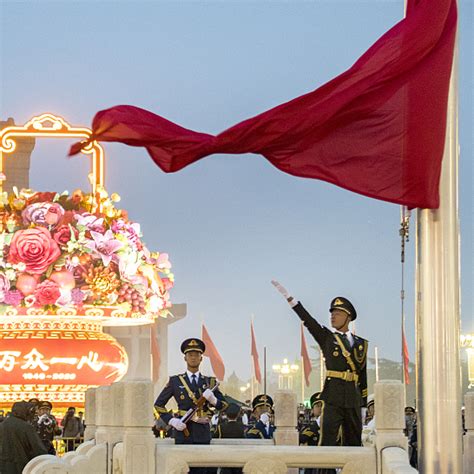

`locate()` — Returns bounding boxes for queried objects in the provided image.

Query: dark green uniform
[293,299,368,448]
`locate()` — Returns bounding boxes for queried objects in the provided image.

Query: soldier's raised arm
[271,280,328,346]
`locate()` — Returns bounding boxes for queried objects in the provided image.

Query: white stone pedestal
[104,303,187,385]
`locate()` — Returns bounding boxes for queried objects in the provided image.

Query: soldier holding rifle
[272,280,368,456]
[154,338,228,473]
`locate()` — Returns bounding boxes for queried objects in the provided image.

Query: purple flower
[111,219,141,249]
[71,288,85,305]
[74,213,105,233]
[85,230,123,266]
[22,202,64,227]
[4,290,23,306]
[0,273,10,303]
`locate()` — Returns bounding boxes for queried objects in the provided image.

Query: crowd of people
[0,399,85,473]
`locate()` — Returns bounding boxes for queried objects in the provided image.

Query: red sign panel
[0,328,128,386]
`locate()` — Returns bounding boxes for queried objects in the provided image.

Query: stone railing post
[94,383,126,473]
[374,380,408,469]
[273,389,298,474]
[463,392,474,474]
[122,379,155,474]
[84,387,97,441]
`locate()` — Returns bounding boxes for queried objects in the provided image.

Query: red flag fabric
[150,322,160,383]
[251,321,262,384]
[300,324,312,387]
[201,324,225,381]
[70,0,456,209]
[402,326,410,385]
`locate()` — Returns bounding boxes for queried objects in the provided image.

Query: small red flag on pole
[301,324,312,387]
[251,321,262,384]
[402,327,410,385]
[201,324,225,381]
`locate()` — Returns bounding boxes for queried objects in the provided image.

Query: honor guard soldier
[299,392,323,473]
[299,392,322,447]
[213,403,245,439]
[154,338,227,473]
[245,394,275,439]
[272,281,368,455]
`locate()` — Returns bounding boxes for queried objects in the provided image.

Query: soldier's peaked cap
[252,394,274,410]
[310,392,322,408]
[330,297,357,320]
[181,338,206,354]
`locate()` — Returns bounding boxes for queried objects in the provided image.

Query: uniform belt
[326,370,359,382]
[177,409,209,418]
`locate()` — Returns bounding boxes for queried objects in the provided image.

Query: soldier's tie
[340,333,352,351]
[191,374,198,391]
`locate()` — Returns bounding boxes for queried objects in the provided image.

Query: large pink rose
[34,279,60,306]
[8,227,61,274]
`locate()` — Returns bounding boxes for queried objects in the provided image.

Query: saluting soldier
[245,394,275,439]
[154,338,228,473]
[272,281,368,454]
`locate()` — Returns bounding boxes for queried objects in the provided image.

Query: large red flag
[201,324,225,381]
[250,321,262,384]
[402,326,410,385]
[71,0,456,209]
[301,324,312,387]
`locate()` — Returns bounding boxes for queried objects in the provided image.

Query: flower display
[0,187,173,318]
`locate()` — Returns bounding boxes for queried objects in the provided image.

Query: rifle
[180,381,220,437]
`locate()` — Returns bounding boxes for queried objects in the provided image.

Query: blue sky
[1,0,472,381]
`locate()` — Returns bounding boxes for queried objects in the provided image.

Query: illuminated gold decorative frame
[0,113,104,194]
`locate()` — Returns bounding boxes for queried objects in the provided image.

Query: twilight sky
[0,0,472,383]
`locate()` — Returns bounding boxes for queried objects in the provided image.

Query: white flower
[56,288,72,306]
[145,295,163,313]
[5,269,16,281]
[15,262,27,272]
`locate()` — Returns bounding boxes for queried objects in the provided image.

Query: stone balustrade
[23,379,423,474]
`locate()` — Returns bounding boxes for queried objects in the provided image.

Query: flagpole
[375,346,379,382]
[250,315,255,401]
[263,346,267,396]
[415,21,462,472]
[301,355,304,404]
[400,206,410,390]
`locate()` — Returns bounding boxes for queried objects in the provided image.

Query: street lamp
[461,334,474,388]
[272,358,299,390]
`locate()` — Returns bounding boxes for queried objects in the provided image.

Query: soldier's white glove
[169,418,187,431]
[259,413,270,425]
[202,388,218,406]
[271,280,297,307]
